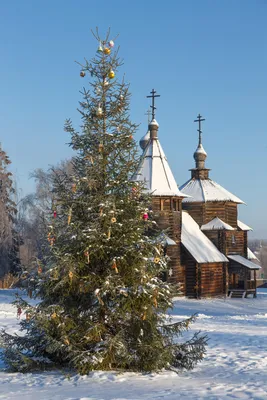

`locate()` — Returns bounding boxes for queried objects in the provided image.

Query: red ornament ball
[142,212,149,220]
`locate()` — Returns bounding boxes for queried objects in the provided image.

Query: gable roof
[201,217,234,231]
[179,178,245,204]
[237,220,253,231]
[181,211,228,264]
[228,254,261,270]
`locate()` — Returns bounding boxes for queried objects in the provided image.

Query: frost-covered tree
[0,29,206,373]
[0,145,20,278]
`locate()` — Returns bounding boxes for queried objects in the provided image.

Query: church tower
[132,90,188,286]
[180,115,260,297]
[180,114,244,230]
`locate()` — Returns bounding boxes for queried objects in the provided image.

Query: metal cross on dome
[194,114,205,145]
[145,109,152,123]
[146,89,160,120]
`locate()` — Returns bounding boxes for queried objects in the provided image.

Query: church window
[231,235,236,245]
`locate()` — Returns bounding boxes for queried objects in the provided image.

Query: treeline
[248,239,267,279]
[0,150,72,283]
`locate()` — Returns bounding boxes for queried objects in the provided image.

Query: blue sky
[0,0,267,238]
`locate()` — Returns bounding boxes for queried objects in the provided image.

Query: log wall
[182,202,204,227]
[181,247,197,298]
[200,262,225,297]
[152,196,183,287]
[225,231,246,256]
[183,201,238,229]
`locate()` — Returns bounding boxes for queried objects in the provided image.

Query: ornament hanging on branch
[69,271,74,281]
[108,40,114,48]
[108,70,115,79]
[95,289,104,306]
[51,312,57,319]
[64,337,70,346]
[47,232,55,246]
[103,79,109,87]
[68,207,72,225]
[96,106,103,117]
[142,212,149,221]
[53,210,57,218]
[99,143,104,153]
[103,47,111,55]
[111,217,117,223]
[84,250,90,264]
[71,183,77,193]
[80,71,86,78]
[37,265,42,274]
[112,259,119,274]
[97,42,103,53]
[153,289,158,308]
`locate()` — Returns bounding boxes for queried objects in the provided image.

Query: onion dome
[194,143,207,169]
[139,130,150,150]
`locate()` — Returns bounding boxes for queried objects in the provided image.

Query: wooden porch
[228,264,258,298]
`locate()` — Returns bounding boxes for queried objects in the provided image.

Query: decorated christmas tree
[0,29,206,374]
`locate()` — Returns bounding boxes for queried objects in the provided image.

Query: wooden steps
[228,290,246,299]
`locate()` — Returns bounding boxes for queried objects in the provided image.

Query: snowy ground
[1,289,267,400]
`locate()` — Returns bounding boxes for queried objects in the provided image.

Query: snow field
[1,289,267,399]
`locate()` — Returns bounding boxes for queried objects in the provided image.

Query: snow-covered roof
[228,255,261,270]
[247,248,260,262]
[237,220,253,231]
[132,120,188,197]
[201,217,234,231]
[181,211,229,264]
[180,178,245,204]
[157,232,177,246]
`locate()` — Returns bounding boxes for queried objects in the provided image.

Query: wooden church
[133,90,260,299]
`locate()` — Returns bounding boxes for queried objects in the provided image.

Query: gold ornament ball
[103,47,111,55]
[96,107,103,117]
[108,70,115,79]
[80,71,86,77]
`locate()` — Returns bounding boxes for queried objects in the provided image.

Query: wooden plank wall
[225,231,246,256]
[200,263,225,297]
[203,231,219,248]
[225,203,238,228]
[152,196,183,289]
[181,248,197,298]
[183,201,238,229]
[182,202,204,227]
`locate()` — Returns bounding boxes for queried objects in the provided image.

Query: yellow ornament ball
[103,47,111,55]
[108,70,115,79]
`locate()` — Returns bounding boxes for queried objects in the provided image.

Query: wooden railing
[246,280,256,290]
